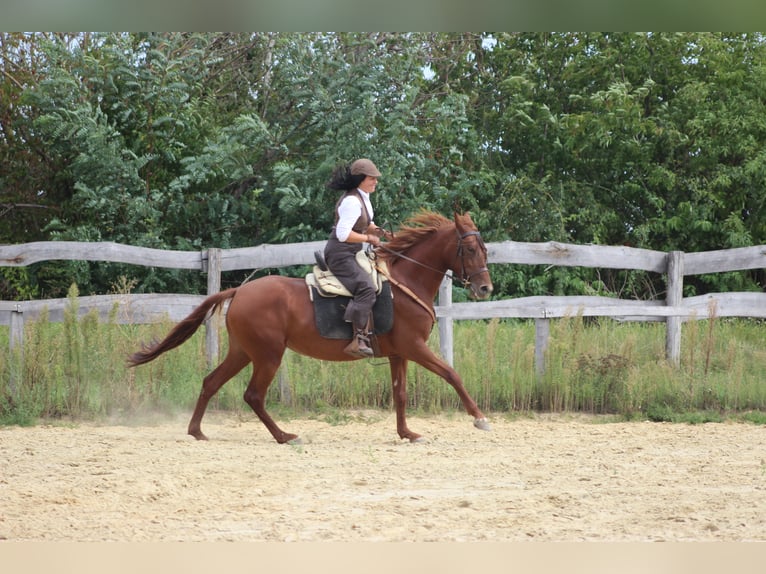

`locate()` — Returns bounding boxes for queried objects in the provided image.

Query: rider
[324,158,391,358]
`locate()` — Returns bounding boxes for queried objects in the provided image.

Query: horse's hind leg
[389,356,423,443]
[188,346,250,440]
[242,354,299,444]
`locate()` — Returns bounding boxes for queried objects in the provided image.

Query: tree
[2,33,764,299]
[0,33,61,245]
[3,33,486,295]
[461,32,766,295]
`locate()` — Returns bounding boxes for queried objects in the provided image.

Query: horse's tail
[127,288,238,367]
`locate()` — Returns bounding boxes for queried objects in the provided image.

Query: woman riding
[324,158,391,358]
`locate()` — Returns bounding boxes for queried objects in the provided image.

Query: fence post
[438,273,454,366]
[204,248,222,367]
[665,250,684,367]
[277,364,292,405]
[9,305,24,396]
[534,317,550,377]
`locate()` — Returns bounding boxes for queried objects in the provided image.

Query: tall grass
[2,292,765,425]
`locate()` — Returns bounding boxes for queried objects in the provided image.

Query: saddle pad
[310,281,394,339]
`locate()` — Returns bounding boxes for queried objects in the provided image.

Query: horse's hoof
[473,417,492,431]
[409,435,427,444]
[189,430,208,441]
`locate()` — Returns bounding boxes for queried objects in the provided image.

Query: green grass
[1,296,765,425]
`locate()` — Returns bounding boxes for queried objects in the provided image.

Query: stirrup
[355,331,374,356]
[344,331,374,358]
[354,346,374,358]
[357,337,373,353]
[344,344,373,358]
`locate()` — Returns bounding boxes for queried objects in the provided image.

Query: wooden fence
[2,240,766,374]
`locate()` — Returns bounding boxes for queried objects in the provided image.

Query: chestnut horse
[128,211,493,444]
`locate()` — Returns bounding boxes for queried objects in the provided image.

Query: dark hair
[327,163,365,191]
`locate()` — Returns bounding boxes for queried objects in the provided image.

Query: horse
[128,210,494,444]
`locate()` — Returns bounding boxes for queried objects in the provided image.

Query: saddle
[305,250,394,340]
[306,249,387,297]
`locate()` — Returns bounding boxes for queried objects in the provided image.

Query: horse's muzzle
[470,281,493,300]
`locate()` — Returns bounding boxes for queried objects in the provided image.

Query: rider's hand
[367,224,391,240]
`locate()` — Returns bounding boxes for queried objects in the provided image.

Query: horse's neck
[397,227,455,297]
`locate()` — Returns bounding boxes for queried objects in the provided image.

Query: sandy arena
[0,411,764,542]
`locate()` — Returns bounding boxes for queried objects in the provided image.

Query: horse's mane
[379,210,452,265]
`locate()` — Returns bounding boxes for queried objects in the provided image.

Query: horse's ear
[452,198,470,220]
[454,211,472,232]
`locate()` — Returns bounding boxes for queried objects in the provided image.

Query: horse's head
[453,212,493,300]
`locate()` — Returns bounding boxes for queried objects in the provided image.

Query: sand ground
[1,411,764,542]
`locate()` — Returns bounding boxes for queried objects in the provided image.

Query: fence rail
[2,240,765,372]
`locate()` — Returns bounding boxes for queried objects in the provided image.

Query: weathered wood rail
[2,240,765,374]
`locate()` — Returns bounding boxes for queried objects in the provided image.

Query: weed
[1,309,765,424]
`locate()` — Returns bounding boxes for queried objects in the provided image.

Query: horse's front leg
[388,356,424,442]
[409,342,492,432]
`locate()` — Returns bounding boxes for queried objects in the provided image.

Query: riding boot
[344,320,374,358]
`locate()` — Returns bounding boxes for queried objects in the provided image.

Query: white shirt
[335,189,374,242]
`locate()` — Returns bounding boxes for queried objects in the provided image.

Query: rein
[377,244,445,278]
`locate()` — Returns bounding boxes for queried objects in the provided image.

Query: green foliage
[2,33,766,298]
[0,268,39,300]
[473,32,766,295]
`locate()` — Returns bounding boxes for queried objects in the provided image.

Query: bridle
[454,230,489,288]
[371,227,489,325]
[377,228,489,290]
